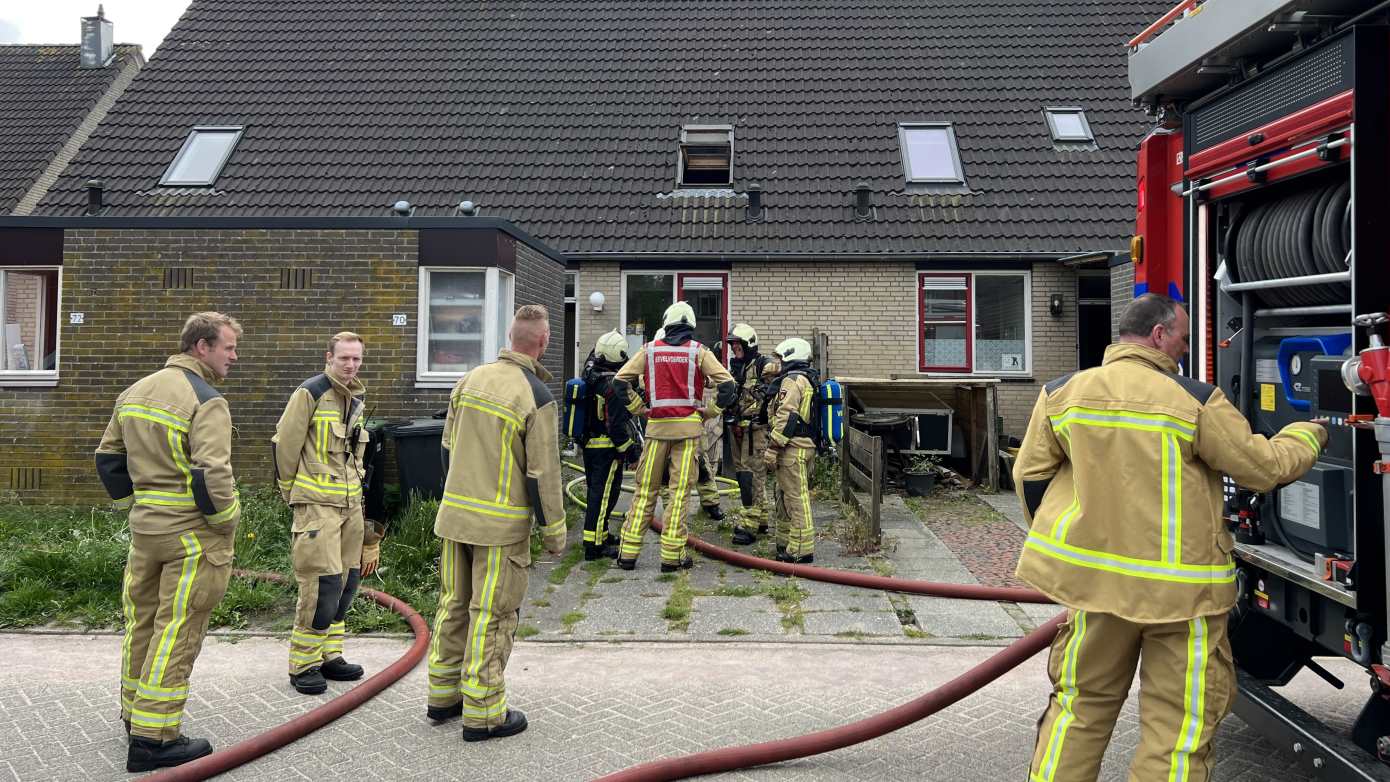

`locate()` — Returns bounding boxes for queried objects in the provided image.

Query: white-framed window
[160,126,244,186]
[416,266,514,387]
[0,266,61,386]
[898,123,966,184]
[918,270,1030,375]
[1043,107,1094,143]
[619,270,730,363]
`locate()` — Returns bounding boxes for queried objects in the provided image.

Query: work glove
[361,519,385,577]
[700,405,720,421]
[623,443,642,467]
[762,447,780,471]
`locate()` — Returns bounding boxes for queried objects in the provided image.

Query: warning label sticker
[1279,481,1322,529]
[1260,384,1276,412]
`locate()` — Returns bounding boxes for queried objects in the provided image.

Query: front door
[621,271,730,362]
[1078,271,1111,369]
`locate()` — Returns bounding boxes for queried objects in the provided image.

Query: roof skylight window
[678,125,733,187]
[1044,108,1094,143]
[897,123,965,184]
[160,126,244,186]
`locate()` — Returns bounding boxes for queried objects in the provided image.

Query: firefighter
[273,332,384,695]
[427,304,565,741]
[1014,293,1326,782]
[762,337,819,563]
[725,323,776,545]
[95,312,242,772]
[694,381,727,521]
[579,330,642,560]
[614,302,737,572]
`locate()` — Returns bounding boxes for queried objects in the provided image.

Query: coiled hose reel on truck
[1225,180,1351,307]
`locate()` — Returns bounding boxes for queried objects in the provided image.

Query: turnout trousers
[775,445,816,557]
[120,528,234,742]
[730,424,769,531]
[620,437,699,564]
[288,503,364,675]
[1029,610,1235,782]
[581,442,624,546]
[427,538,530,729]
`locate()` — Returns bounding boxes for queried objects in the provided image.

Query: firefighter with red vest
[613,302,737,572]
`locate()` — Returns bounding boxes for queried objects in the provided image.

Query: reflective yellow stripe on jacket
[1033,406,1233,585]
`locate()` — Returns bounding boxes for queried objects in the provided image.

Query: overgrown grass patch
[547,544,585,585]
[0,485,447,634]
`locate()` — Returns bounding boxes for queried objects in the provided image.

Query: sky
[0,2,192,59]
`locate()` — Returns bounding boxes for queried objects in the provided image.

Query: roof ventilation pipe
[85,179,105,215]
[745,183,762,222]
[853,181,873,220]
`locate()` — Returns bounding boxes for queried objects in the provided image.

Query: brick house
[1,0,1165,500]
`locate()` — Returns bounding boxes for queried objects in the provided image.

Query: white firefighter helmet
[653,327,666,342]
[776,337,812,363]
[662,301,696,328]
[726,323,758,349]
[594,330,628,364]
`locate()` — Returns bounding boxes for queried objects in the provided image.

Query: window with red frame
[918,272,1029,374]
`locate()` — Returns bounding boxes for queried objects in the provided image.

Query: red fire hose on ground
[141,570,430,782]
[560,469,1062,781]
[146,470,1058,781]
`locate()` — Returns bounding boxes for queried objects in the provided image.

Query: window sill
[0,376,59,388]
[414,380,460,390]
[916,372,1034,382]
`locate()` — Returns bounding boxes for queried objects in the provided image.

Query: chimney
[853,181,873,220]
[80,5,114,68]
[745,183,763,222]
[85,179,105,215]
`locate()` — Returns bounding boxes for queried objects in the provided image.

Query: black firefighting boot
[126,735,213,773]
[428,702,463,723]
[289,667,328,695]
[462,709,529,742]
[320,656,364,681]
[617,558,637,571]
[775,552,814,565]
[660,558,695,573]
[702,504,725,522]
[731,527,756,546]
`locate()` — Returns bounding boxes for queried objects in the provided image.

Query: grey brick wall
[0,227,563,501]
[514,241,566,398]
[1111,260,1135,339]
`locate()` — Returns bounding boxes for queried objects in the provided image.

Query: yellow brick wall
[569,260,1080,436]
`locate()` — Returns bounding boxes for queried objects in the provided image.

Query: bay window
[416,266,514,386]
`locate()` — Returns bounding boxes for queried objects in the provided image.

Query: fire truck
[1128,1,1390,777]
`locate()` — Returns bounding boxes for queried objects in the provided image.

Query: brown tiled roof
[36,1,1169,255]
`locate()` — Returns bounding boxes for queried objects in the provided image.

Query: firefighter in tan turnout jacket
[763,337,818,563]
[726,323,777,546]
[613,302,737,572]
[94,312,243,773]
[427,305,566,742]
[1013,294,1326,782]
[274,332,384,695]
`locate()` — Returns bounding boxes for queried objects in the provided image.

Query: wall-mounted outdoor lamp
[1049,293,1065,318]
[589,291,606,312]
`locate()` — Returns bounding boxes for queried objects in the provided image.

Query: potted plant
[903,454,939,497]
